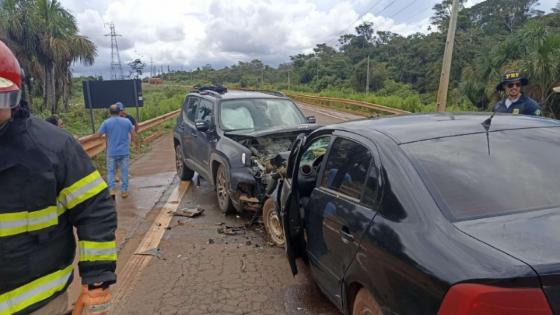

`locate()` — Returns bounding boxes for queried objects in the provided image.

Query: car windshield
[404,127,560,221]
[220,99,306,132]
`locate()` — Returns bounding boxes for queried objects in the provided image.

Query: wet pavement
[118,179,341,315]
[68,133,178,306]
[112,104,358,315]
[109,103,358,314]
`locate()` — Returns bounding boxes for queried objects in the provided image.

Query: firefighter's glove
[81,284,112,314]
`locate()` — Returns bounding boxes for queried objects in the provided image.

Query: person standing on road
[98,104,137,198]
[492,70,542,116]
[0,40,117,315]
[114,102,139,183]
[116,101,139,132]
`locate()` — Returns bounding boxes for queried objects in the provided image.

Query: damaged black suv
[173,86,317,217]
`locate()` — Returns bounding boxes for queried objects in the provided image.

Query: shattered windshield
[220,99,306,132]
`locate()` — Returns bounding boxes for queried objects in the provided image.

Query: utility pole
[316,60,319,82]
[366,55,370,94]
[105,23,124,80]
[261,66,264,89]
[288,68,291,90]
[436,0,460,112]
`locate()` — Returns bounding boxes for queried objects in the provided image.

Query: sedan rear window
[404,128,560,221]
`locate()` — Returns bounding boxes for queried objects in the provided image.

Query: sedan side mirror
[195,120,209,132]
[306,116,316,124]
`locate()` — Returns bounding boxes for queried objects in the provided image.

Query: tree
[0,0,96,113]
[552,0,560,13]
[128,59,145,79]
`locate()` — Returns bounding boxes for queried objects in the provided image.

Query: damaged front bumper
[228,154,287,212]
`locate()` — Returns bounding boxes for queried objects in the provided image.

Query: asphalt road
[113,104,363,314]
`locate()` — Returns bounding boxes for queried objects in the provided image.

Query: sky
[60,0,557,78]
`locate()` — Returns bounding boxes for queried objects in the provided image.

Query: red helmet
[0,40,22,109]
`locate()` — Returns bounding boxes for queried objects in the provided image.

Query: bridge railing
[78,109,181,157]
[285,93,409,116]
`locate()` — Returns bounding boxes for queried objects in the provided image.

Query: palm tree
[1,0,97,114]
[32,0,83,113]
[0,0,41,108]
[55,35,96,112]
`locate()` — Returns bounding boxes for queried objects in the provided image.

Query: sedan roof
[329,113,560,144]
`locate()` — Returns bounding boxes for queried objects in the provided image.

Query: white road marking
[112,181,190,314]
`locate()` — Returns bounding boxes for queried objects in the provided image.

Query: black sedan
[276,113,560,315]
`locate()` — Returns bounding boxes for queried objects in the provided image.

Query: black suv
[173,86,317,215]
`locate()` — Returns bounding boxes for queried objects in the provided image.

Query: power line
[376,0,397,15]
[389,0,418,19]
[326,0,382,46]
[398,5,433,25]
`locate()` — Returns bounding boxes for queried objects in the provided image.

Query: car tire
[352,289,382,315]
[263,198,285,247]
[175,145,194,181]
[216,164,235,214]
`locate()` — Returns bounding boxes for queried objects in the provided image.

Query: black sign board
[82,79,143,133]
[82,79,143,109]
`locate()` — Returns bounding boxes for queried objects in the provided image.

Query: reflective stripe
[0,206,60,237]
[0,265,72,315]
[58,170,107,209]
[0,171,106,237]
[79,240,117,262]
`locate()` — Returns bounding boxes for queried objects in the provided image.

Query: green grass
[31,83,187,137]
[230,83,479,114]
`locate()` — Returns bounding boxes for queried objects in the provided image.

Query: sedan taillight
[437,283,553,315]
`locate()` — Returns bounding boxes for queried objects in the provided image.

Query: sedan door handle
[341,226,354,243]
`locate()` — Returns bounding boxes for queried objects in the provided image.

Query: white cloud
[61,0,452,76]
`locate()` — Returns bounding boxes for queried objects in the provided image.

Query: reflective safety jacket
[0,115,117,315]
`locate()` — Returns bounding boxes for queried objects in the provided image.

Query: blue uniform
[492,95,541,116]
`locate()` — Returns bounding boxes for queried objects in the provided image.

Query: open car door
[280,133,307,275]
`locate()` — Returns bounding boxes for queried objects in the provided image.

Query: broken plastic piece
[134,248,164,260]
[175,207,205,218]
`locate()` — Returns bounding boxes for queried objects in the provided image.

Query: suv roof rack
[191,85,228,98]
[239,89,285,97]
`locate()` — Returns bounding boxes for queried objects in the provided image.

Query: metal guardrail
[78,109,180,157]
[285,93,410,116]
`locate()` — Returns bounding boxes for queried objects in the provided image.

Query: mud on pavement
[116,177,341,315]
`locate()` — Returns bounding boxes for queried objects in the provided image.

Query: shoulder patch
[513,108,520,115]
[534,109,542,116]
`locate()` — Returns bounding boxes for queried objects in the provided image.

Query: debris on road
[174,207,205,218]
[134,248,165,260]
[208,238,215,244]
[241,259,247,273]
[217,224,246,236]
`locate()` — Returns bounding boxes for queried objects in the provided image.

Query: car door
[192,99,216,175]
[280,133,309,276]
[181,96,200,168]
[306,132,380,306]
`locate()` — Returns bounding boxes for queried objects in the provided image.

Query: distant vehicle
[149,77,163,84]
[276,113,560,315]
[173,86,317,229]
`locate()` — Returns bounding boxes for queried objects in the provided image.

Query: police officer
[492,70,541,116]
[0,40,117,314]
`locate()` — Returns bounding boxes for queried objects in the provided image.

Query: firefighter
[492,70,542,116]
[0,40,117,314]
